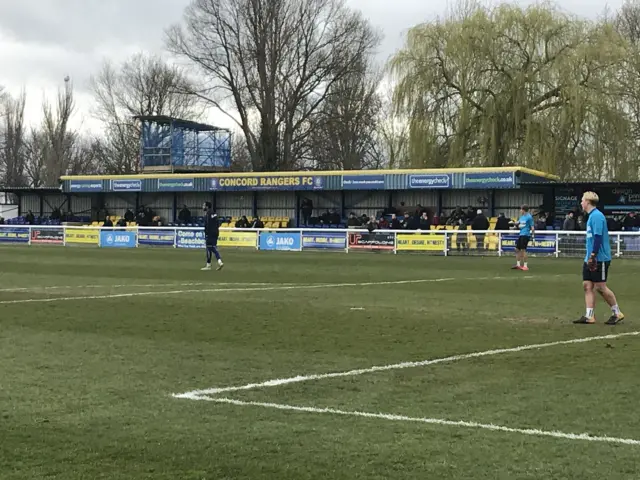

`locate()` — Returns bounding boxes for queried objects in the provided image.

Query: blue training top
[518,213,534,237]
[585,208,611,262]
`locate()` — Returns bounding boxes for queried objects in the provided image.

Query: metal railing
[0,224,639,258]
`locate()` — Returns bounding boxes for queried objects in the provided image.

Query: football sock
[586,308,594,318]
[612,305,621,315]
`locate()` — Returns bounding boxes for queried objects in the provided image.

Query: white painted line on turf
[173,331,640,398]
[191,397,640,446]
[0,282,296,293]
[0,274,540,305]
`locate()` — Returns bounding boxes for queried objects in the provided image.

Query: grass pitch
[0,246,639,479]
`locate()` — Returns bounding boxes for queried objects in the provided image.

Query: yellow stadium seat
[91,221,99,226]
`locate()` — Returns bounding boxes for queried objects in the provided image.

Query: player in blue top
[201,202,224,271]
[573,192,624,325]
[512,205,535,271]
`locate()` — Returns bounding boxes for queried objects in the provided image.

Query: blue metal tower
[135,115,232,173]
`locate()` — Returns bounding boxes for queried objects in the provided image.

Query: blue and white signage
[463,172,515,188]
[342,175,385,190]
[408,174,451,189]
[175,229,205,248]
[111,179,142,192]
[100,231,136,248]
[302,232,347,249]
[70,180,103,192]
[0,227,29,243]
[259,232,301,251]
[158,178,195,191]
[138,229,175,246]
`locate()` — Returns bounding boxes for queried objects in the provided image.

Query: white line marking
[0,274,538,305]
[173,331,639,398]
[0,282,295,293]
[189,397,640,446]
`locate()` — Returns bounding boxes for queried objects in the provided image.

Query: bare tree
[167,0,381,171]
[90,52,202,174]
[24,128,47,187]
[0,90,27,187]
[307,59,384,170]
[40,80,76,184]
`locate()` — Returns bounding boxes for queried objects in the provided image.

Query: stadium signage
[138,229,175,246]
[0,227,29,243]
[100,231,136,248]
[408,174,451,189]
[111,179,142,192]
[301,232,347,249]
[158,178,195,191]
[65,228,99,244]
[348,232,395,250]
[463,172,514,188]
[70,180,103,192]
[396,234,445,252]
[259,232,301,251]
[175,229,257,248]
[341,175,385,190]
[501,234,556,254]
[210,175,324,191]
[175,229,204,248]
[30,228,64,245]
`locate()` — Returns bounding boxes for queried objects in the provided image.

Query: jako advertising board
[302,232,347,249]
[0,227,29,243]
[396,234,445,252]
[259,232,301,251]
[30,228,64,245]
[348,232,395,250]
[138,229,176,246]
[100,231,137,248]
[501,234,556,254]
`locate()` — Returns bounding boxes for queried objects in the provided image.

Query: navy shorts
[516,236,530,250]
[582,261,610,283]
[206,237,218,247]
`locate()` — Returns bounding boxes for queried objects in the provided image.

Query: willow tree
[390,1,631,180]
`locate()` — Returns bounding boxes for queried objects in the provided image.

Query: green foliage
[390,1,640,180]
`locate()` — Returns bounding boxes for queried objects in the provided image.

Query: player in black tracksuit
[202,202,224,271]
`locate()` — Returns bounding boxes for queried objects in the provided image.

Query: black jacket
[205,212,220,239]
[472,214,489,231]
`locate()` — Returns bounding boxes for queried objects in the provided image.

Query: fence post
[28,226,32,246]
[498,232,502,256]
[298,229,303,252]
[443,231,448,256]
[555,233,559,258]
[616,233,622,258]
[135,226,139,248]
[393,231,397,254]
[63,225,67,247]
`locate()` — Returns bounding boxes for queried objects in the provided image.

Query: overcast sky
[0,0,624,133]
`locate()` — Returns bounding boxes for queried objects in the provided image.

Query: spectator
[390,213,401,230]
[366,217,378,232]
[419,212,431,230]
[623,212,636,231]
[563,212,576,231]
[103,216,113,227]
[124,209,135,223]
[301,198,313,225]
[378,217,389,229]
[495,213,510,231]
[116,218,127,227]
[576,214,586,230]
[178,205,191,224]
[50,207,61,221]
[0,216,4,225]
[472,209,489,250]
[235,215,250,228]
[347,213,361,228]
[535,214,547,231]
[26,210,35,225]
[251,217,264,228]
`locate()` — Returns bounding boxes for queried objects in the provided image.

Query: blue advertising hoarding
[302,232,347,249]
[463,172,515,188]
[210,175,324,191]
[111,179,142,192]
[100,231,136,248]
[158,178,195,191]
[341,175,385,190]
[138,229,175,246]
[0,227,29,243]
[408,174,451,189]
[176,229,205,248]
[501,234,556,254]
[259,232,301,251]
[70,180,103,192]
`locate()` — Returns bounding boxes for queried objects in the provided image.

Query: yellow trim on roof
[61,166,558,181]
